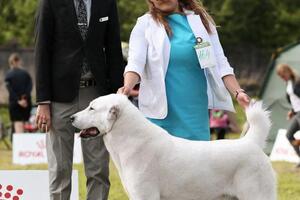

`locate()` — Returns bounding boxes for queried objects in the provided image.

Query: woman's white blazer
[125,10,235,119]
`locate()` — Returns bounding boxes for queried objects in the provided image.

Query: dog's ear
[107,105,120,121]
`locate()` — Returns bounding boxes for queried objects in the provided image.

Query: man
[34,0,124,199]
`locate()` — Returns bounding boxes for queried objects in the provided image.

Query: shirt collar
[183,8,195,15]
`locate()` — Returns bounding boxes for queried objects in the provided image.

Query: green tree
[0,0,299,50]
[0,0,37,46]
[0,0,147,45]
[272,0,300,46]
[118,0,148,41]
[203,0,300,51]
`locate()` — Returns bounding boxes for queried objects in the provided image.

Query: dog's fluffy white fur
[72,94,276,200]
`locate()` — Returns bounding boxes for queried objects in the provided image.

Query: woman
[276,64,300,167]
[118,0,249,140]
[5,53,32,133]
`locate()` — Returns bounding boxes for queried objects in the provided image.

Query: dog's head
[71,94,128,136]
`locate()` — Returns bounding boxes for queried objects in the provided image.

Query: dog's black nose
[70,115,75,123]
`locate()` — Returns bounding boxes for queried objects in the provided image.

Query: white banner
[270,129,300,163]
[0,170,78,200]
[13,133,82,165]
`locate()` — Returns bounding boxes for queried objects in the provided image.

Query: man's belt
[79,79,97,88]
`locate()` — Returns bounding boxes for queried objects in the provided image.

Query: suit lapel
[148,12,211,76]
[86,0,95,39]
[149,17,170,75]
[184,8,210,42]
[187,14,211,43]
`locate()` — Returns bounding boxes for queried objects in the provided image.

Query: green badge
[194,37,217,69]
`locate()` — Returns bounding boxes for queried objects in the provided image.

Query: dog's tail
[243,101,271,149]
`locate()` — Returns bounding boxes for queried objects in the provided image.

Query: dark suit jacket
[35,0,124,103]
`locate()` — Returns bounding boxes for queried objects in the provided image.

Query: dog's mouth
[79,127,100,138]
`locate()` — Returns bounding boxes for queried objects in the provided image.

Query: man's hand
[35,104,51,132]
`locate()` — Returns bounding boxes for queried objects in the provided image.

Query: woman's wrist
[123,83,135,90]
[235,89,245,99]
[124,72,140,89]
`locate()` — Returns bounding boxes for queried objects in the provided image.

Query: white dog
[71,94,276,200]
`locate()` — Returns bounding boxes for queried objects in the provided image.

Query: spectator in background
[210,109,229,140]
[5,53,32,133]
[276,63,300,168]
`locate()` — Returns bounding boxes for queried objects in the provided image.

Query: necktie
[77,0,88,40]
[77,0,89,76]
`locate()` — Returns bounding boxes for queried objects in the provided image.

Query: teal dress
[149,13,210,141]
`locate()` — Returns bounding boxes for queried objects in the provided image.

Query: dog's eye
[89,107,94,111]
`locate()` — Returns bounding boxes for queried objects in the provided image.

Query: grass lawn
[1,105,300,200]
[1,138,300,200]
[0,139,128,200]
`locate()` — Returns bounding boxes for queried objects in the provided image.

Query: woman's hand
[118,71,141,97]
[222,75,250,109]
[236,92,250,109]
[35,104,51,132]
[117,86,131,96]
[287,110,295,120]
[117,86,139,97]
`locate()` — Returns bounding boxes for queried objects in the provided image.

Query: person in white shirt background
[118,0,250,141]
[277,64,300,168]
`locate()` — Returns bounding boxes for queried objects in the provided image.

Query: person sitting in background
[4,53,32,133]
[276,63,300,168]
[210,109,229,140]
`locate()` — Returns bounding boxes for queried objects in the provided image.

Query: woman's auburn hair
[276,63,298,82]
[147,0,216,35]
